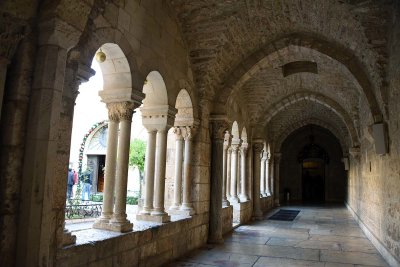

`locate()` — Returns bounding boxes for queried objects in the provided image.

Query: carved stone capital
[173,127,183,140]
[209,118,229,140]
[181,125,196,141]
[253,142,264,154]
[223,131,231,150]
[107,102,135,122]
[239,141,248,156]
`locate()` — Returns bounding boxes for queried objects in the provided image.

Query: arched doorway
[298,137,330,203]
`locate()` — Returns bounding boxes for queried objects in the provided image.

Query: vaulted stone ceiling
[169,0,393,148]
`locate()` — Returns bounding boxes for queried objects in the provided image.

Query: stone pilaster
[266,154,272,196]
[252,141,263,220]
[16,18,83,267]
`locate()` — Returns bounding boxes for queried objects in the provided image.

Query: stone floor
[167,205,389,267]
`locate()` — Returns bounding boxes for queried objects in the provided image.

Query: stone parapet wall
[222,206,233,235]
[56,214,208,267]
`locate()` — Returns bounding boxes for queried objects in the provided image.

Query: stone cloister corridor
[168,205,389,267]
[1,1,400,267]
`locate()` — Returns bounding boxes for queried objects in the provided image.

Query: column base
[136,213,171,223]
[261,193,268,197]
[222,199,230,207]
[93,220,133,232]
[208,235,224,244]
[168,204,181,211]
[239,195,249,202]
[62,229,76,246]
[229,196,240,204]
[252,209,263,221]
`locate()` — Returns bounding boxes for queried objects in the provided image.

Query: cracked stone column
[110,102,135,232]
[229,137,240,204]
[222,131,231,207]
[151,126,171,221]
[180,126,195,215]
[169,127,184,210]
[260,151,267,197]
[239,140,249,201]
[140,129,157,214]
[94,104,120,228]
[252,141,263,220]
[274,153,282,206]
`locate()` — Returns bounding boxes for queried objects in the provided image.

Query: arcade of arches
[0,1,400,266]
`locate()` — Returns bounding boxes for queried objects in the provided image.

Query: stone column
[260,151,267,197]
[0,57,9,119]
[239,141,249,201]
[180,126,195,215]
[109,102,135,232]
[270,158,274,196]
[93,104,120,227]
[170,127,184,210]
[252,141,263,220]
[267,156,272,196]
[140,129,157,214]
[274,153,282,206]
[229,138,240,204]
[226,147,232,200]
[151,127,171,222]
[208,119,227,244]
[222,131,230,207]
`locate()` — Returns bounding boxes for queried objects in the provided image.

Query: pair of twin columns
[222,131,249,207]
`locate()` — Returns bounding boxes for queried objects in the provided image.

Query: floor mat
[268,209,300,221]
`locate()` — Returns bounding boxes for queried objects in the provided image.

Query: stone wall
[347,7,400,265]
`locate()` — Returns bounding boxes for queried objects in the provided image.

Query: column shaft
[152,129,169,216]
[239,146,248,201]
[266,159,271,195]
[260,156,266,196]
[171,129,183,209]
[222,133,230,207]
[181,134,194,213]
[97,119,119,222]
[230,146,239,203]
[274,155,281,206]
[110,118,133,231]
[226,148,232,199]
[141,130,157,214]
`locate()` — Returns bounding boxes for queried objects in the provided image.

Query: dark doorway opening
[87,154,106,193]
[302,160,325,202]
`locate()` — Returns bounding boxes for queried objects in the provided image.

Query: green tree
[129,139,146,197]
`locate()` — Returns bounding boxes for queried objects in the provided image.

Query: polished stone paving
[167,205,389,267]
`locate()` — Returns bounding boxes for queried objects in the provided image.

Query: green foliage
[126,196,138,205]
[129,139,146,173]
[90,193,103,202]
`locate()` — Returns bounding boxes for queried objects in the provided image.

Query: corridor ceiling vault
[170,0,392,150]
